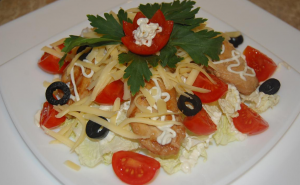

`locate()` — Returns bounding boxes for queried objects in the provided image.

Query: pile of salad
[36,0,281,184]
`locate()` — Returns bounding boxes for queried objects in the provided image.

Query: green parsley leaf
[117,9,132,27]
[159,44,183,68]
[139,0,205,27]
[61,35,121,53]
[58,53,67,68]
[138,3,161,18]
[167,24,224,66]
[119,52,159,95]
[87,13,124,40]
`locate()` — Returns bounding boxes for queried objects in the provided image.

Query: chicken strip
[127,79,186,156]
[208,41,258,95]
[60,65,92,104]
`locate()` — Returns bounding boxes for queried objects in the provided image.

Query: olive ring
[259,78,281,95]
[86,116,109,139]
[177,92,202,116]
[45,81,71,105]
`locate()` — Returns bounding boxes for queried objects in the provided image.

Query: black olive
[86,116,109,139]
[177,93,202,116]
[259,78,281,95]
[45,81,70,105]
[76,45,92,60]
[229,35,244,48]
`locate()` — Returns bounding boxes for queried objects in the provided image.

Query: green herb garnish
[59,0,224,95]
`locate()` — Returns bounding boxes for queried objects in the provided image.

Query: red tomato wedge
[38,44,69,74]
[183,108,217,135]
[94,80,124,105]
[243,45,277,82]
[122,10,173,55]
[40,101,66,129]
[233,103,269,135]
[112,151,160,185]
[193,73,228,103]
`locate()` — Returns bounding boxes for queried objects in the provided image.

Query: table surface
[1,0,300,185]
[1,0,299,30]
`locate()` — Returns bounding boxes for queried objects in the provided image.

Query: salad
[36,0,281,184]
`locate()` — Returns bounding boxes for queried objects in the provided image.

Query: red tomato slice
[193,73,228,103]
[121,10,173,55]
[94,80,124,105]
[243,45,277,82]
[112,151,160,185]
[38,44,70,74]
[40,101,66,129]
[183,108,217,135]
[232,103,269,135]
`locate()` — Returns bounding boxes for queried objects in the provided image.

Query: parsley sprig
[59,0,224,95]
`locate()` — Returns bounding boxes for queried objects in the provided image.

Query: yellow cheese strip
[64,160,81,171]
[123,81,131,100]
[41,46,64,58]
[111,70,124,81]
[69,112,87,152]
[177,82,211,93]
[113,98,121,111]
[75,61,100,71]
[140,87,155,107]
[86,47,99,62]
[118,117,182,128]
[134,94,151,113]
[66,48,90,76]
[42,126,74,148]
[135,111,179,119]
[63,121,76,138]
[185,69,200,85]
[50,38,65,47]
[157,65,173,90]
[157,99,167,114]
[56,105,116,118]
[91,60,118,100]
[82,31,103,38]
[83,114,148,139]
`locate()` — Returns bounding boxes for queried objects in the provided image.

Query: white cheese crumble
[133,18,162,47]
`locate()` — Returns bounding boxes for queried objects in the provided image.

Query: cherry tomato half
[112,151,160,185]
[38,44,69,74]
[243,45,277,82]
[183,108,217,135]
[193,73,228,103]
[94,80,124,105]
[40,101,66,129]
[121,10,173,55]
[233,103,269,135]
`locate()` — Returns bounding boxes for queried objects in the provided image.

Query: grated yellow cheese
[83,114,148,139]
[41,46,64,58]
[64,160,81,171]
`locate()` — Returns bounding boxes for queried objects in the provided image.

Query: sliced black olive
[229,35,244,48]
[76,45,92,60]
[45,81,70,105]
[86,116,109,139]
[177,92,202,116]
[259,78,281,95]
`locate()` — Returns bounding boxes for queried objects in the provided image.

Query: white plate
[0,0,300,184]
